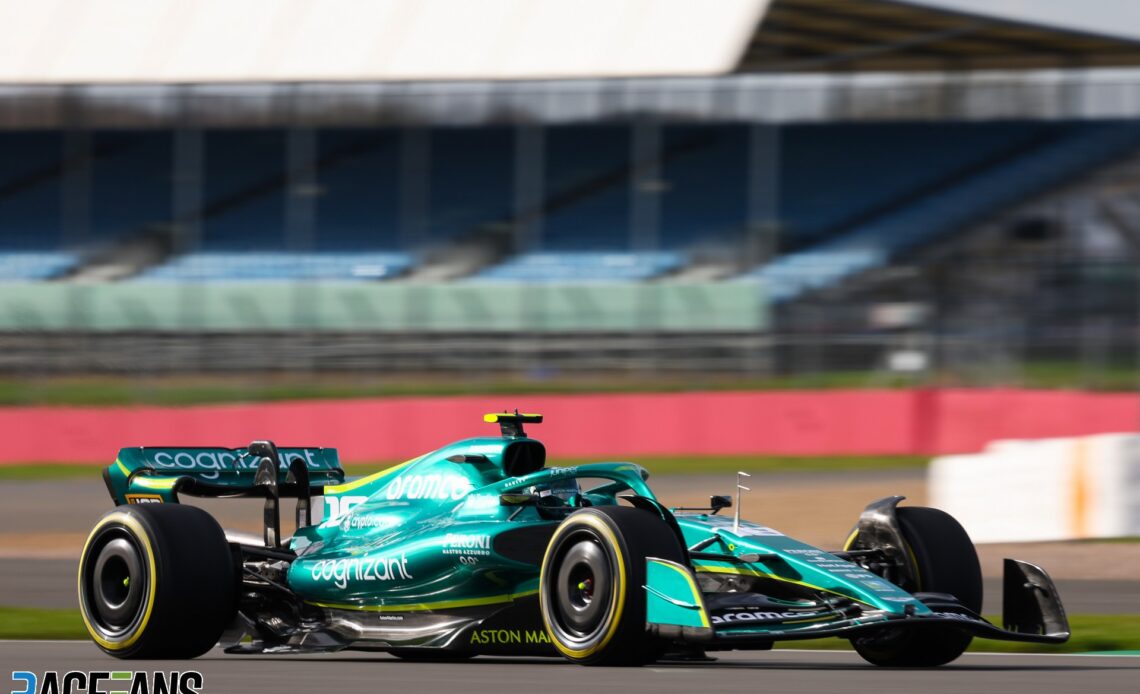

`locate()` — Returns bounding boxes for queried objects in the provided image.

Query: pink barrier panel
[929,389,1140,454]
[0,389,1134,464]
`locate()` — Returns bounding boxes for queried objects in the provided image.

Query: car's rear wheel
[78,504,237,659]
[851,506,983,667]
[539,506,684,666]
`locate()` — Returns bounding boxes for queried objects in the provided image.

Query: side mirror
[710,495,732,514]
[499,493,535,506]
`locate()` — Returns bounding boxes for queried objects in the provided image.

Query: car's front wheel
[78,504,237,659]
[539,505,684,666]
[850,506,983,667]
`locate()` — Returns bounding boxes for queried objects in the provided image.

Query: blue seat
[476,252,684,282]
[0,252,76,280]
[133,252,415,281]
[744,123,1140,303]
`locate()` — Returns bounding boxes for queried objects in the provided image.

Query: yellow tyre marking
[904,540,922,589]
[77,511,157,651]
[540,513,627,660]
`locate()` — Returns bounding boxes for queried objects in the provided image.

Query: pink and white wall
[1,388,1136,464]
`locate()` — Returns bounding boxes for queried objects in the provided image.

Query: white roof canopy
[0,0,1139,84]
[0,0,767,83]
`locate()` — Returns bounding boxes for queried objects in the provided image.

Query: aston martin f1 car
[79,412,1069,666]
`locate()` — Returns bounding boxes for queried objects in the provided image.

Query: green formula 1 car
[78,412,1069,666]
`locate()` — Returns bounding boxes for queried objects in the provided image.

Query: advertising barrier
[930,434,1140,542]
[0,388,1137,465]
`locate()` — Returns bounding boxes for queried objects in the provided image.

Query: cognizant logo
[10,670,203,694]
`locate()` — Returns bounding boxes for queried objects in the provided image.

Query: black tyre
[539,506,685,666]
[78,504,237,659]
[852,506,983,667]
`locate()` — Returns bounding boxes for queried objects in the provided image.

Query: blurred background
[1,0,1139,649]
[7,0,1140,388]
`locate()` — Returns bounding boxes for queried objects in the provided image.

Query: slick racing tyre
[851,506,983,667]
[539,506,685,666]
[78,504,237,659]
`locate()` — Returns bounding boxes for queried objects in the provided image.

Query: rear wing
[105,441,344,546]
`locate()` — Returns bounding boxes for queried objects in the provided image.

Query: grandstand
[3,0,1140,376]
[4,121,1139,283]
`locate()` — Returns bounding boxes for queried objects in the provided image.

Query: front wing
[645,558,1070,647]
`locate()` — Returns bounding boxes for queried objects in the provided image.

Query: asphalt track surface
[5,558,1137,614]
[2,642,1138,694]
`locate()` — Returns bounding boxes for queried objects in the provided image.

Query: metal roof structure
[6,70,1140,129]
[2,1,1140,128]
[0,0,764,84]
[743,0,1140,72]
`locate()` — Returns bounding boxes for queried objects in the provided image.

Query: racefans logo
[10,671,203,694]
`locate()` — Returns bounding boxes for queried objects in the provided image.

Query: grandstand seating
[537,126,634,250]
[201,127,515,251]
[744,123,1140,302]
[0,131,64,250]
[2,122,1138,288]
[90,132,172,244]
[530,122,1059,252]
[778,122,1058,245]
[0,252,76,280]
[475,252,684,282]
[133,252,414,281]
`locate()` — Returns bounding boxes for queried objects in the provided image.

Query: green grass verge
[0,455,928,481]
[774,615,1140,654]
[0,607,87,640]
[1,360,1138,408]
[0,464,103,480]
[1077,536,1140,544]
[0,374,885,407]
[3,607,1136,654]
